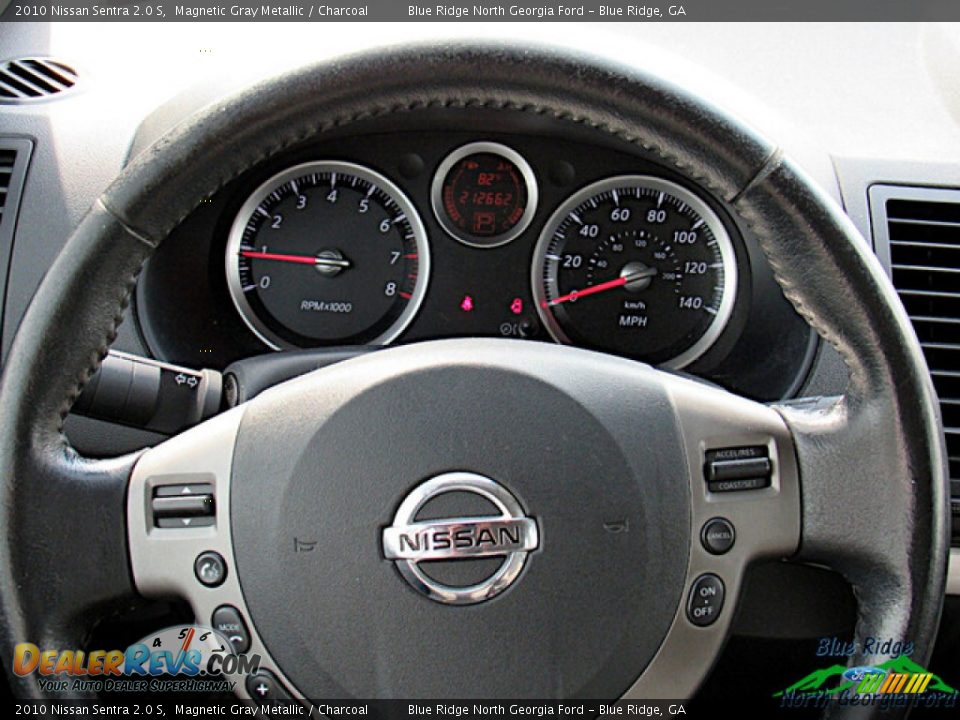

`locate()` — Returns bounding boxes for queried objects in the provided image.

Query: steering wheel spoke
[625,373,800,698]
[127,406,299,702]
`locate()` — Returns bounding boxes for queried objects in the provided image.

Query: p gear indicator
[432,141,538,248]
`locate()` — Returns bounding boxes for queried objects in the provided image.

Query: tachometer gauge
[226,161,429,349]
[532,176,737,368]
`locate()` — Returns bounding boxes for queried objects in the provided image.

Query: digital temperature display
[432,142,538,248]
[443,153,525,236]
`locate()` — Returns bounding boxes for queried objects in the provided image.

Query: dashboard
[0,23,958,704]
[136,111,813,402]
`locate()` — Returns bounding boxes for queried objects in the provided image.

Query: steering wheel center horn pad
[234,340,685,698]
[128,338,799,699]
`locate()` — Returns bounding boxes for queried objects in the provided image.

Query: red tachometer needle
[542,276,628,308]
[240,250,351,270]
[240,250,319,265]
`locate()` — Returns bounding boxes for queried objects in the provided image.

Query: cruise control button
[705,456,771,482]
[701,518,735,555]
[152,494,215,518]
[157,516,214,529]
[194,551,227,587]
[154,483,214,497]
[705,446,766,462]
[708,477,770,492]
[246,670,291,701]
[704,445,772,492]
[686,573,725,627]
[212,605,250,653]
[152,483,216,528]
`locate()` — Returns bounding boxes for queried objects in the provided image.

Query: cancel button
[700,517,736,555]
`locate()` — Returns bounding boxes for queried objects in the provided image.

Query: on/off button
[686,573,725,627]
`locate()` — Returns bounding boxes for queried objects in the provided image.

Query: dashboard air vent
[0,146,24,225]
[0,149,15,218]
[0,138,33,336]
[0,58,78,102]
[870,185,960,547]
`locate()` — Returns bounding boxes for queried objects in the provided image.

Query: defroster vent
[871,185,960,546]
[0,57,78,102]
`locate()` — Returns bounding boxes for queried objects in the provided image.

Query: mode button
[212,605,250,653]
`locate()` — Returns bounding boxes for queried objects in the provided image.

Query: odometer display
[532,176,737,368]
[432,142,538,248]
[226,161,429,349]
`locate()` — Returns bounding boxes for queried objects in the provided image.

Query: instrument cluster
[136,116,814,401]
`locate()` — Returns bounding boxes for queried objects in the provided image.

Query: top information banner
[2,0,960,22]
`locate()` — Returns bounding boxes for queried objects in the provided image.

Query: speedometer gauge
[226,161,429,350]
[532,176,737,368]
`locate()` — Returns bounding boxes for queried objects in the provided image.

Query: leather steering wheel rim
[0,42,949,714]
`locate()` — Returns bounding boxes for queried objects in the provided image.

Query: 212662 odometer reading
[226,161,430,349]
[532,176,737,368]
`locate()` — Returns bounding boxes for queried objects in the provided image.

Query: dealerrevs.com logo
[12,625,260,694]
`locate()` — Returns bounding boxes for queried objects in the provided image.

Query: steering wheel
[0,43,949,714]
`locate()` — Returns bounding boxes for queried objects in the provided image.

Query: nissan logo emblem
[382,472,539,605]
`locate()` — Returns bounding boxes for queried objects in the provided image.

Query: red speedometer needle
[542,276,628,308]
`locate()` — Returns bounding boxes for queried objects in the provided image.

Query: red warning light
[460,295,475,312]
[510,298,524,315]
